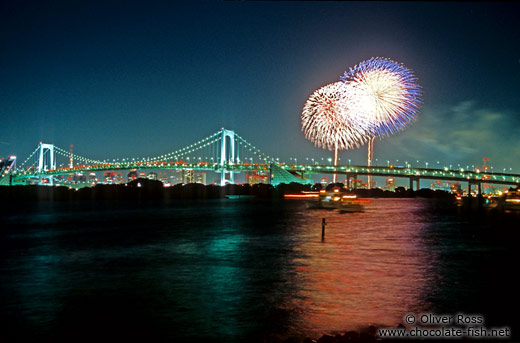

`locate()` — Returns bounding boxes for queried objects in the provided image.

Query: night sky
[1,1,519,172]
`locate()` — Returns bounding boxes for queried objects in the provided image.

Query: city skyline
[1,1,519,171]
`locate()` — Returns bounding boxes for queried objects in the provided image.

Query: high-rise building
[178,169,194,184]
[193,172,206,185]
[245,172,268,185]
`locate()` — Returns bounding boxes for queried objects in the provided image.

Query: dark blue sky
[1,1,519,171]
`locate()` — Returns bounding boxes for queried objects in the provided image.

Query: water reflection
[277,199,438,338]
[0,198,514,342]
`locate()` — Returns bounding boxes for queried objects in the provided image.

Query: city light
[2,128,520,193]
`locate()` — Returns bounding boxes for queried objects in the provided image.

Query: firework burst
[340,57,422,137]
[301,82,369,152]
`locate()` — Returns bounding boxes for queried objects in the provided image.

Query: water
[1,199,517,342]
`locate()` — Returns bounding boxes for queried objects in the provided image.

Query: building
[127,169,138,182]
[71,172,87,183]
[385,178,396,191]
[157,172,169,184]
[104,171,116,183]
[89,172,98,184]
[193,171,206,185]
[245,172,268,185]
[104,171,125,184]
[173,169,205,184]
[450,182,462,194]
[179,169,194,184]
[430,180,453,192]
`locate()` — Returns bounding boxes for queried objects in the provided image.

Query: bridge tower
[37,143,56,185]
[220,129,237,185]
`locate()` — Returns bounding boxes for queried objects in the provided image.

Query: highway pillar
[409,177,414,191]
[416,178,420,191]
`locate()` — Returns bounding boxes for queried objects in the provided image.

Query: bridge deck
[6,163,520,187]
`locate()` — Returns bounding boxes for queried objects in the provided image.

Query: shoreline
[0,178,462,202]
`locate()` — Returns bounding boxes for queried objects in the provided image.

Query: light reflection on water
[0,198,514,342]
[285,199,436,338]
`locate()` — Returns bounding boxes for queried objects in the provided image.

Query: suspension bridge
[1,128,520,193]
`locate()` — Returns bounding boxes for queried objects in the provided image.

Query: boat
[319,189,365,212]
[504,191,520,211]
[289,189,366,212]
[336,195,366,213]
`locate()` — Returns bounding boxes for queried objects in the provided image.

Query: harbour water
[1,198,517,342]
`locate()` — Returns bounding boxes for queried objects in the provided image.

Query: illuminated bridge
[2,128,519,192]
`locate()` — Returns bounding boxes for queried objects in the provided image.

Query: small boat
[336,195,365,213]
[319,189,365,212]
[296,189,365,212]
[504,191,520,211]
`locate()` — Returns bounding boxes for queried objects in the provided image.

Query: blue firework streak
[340,57,422,137]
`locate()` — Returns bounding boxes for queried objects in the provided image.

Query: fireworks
[340,57,422,137]
[301,82,369,152]
[302,58,421,151]
[301,57,421,186]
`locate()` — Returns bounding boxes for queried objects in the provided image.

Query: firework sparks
[300,58,421,186]
[301,82,369,152]
[340,57,422,137]
[340,57,422,189]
